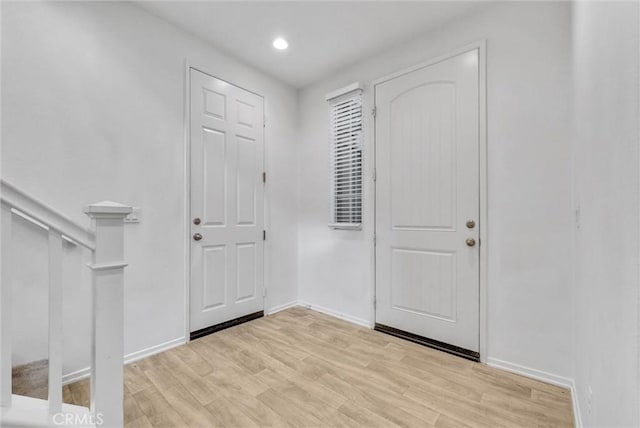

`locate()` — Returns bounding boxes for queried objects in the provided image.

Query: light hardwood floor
[12,358,48,400]
[64,307,574,427]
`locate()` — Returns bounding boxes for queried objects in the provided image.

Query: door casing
[371,41,488,361]
[183,61,268,341]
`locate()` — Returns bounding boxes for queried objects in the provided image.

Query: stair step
[1,394,93,428]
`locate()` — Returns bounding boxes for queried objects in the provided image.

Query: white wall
[297,1,575,380]
[572,2,640,426]
[1,1,298,375]
[5,3,639,424]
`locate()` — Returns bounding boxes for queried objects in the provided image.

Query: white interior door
[375,49,480,355]
[190,68,264,333]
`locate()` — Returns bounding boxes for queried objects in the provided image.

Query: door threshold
[190,311,264,341]
[374,323,480,362]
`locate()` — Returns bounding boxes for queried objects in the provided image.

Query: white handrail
[0,180,95,250]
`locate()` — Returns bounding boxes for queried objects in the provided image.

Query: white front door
[375,49,480,355]
[190,68,265,333]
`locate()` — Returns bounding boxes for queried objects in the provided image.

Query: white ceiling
[136,1,489,88]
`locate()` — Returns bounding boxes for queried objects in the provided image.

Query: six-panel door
[190,69,265,333]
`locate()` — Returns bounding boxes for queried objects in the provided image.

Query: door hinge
[262,172,266,183]
[371,107,377,118]
[373,169,377,182]
[263,230,266,241]
[263,117,266,128]
[373,233,377,246]
[263,289,267,298]
[374,298,377,309]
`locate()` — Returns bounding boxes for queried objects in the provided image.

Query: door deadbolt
[193,233,203,241]
[466,220,476,229]
[193,217,201,225]
[466,238,476,247]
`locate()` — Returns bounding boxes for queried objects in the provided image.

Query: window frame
[326,83,364,230]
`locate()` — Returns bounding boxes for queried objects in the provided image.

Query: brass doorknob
[466,238,476,247]
[193,233,203,241]
[193,217,201,225]
[466,220,476,229]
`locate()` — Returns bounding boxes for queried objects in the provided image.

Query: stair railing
[0,179,131,427]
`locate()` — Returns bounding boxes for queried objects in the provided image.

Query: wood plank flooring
[64,307,574,427]
[12,358,48,400]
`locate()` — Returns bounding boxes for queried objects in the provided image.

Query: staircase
[0,180,131,427]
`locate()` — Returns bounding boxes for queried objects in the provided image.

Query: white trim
[371,40,488,361]
[2,395,93,428]
[325,82,364,101]
[366,67,377,334]
[328,223,362,230]
[62,337,186,386]
[572,380,583,428]
[262,96,270,318]
[637,0,640,419]
[298,300,372,328]
[188,62,265,98]
[477,39,489,364]
[11,208,53,233]
[265,300,299,315]
[62,367,92,386]
[183,60,268,342]
[86,261,128,271]
[0,180,95,251]
[372,40,486,87]
[486,357,574,389]
[124,337,186,365]
[182,59,191,345]
[487,357,580,427]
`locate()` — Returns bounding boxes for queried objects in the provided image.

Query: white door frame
[182,60,268,341]
[370,40,488,362]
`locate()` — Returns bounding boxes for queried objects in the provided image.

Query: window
[327,83,363,229]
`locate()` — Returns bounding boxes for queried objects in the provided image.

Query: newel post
[84,201,132,428]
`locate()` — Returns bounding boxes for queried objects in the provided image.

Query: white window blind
[328,87,363,229]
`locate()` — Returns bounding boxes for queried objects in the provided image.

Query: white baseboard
[62,336,186,385]
[487,357,581,427]
[297,300,372,328]
[486,357,573,389]
[265,300,299,315]
[62,367,91,386]
[124,336,186,365]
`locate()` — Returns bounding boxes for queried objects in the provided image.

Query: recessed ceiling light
[273,37,288,50]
